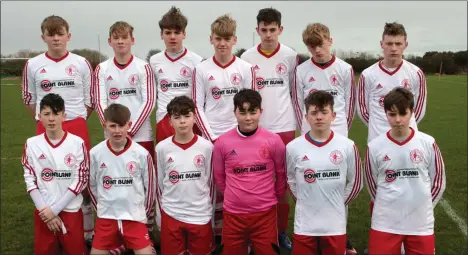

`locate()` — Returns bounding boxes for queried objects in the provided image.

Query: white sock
[81,203,94,238]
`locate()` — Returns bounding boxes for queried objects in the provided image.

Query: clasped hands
[39,206,63,234]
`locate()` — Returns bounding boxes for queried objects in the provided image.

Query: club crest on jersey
[275,63,287,75]
[329,150,343,165]
[304,169,317,183]
[230,73,242,85]
[180,67,192,78]
[259,146,270,159]
[385,169,397,182]
[329,74,339,86]
[194,154,205,168]
[256,77,265,89]
[401,79,410,88]
[169,170,181,184]
[410,149,423,163]
[126,161,138,175]
[128,74,139,85]
[64,153,77,167]
[309,89,319,94]
[65,65,78,76]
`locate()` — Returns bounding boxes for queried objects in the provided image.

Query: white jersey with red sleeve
[149,49,203,123]
[293,56,356,137]
[94,55,156,142]
[155,135,214,225]
[22,51,93,121]
[22,132,89,212]
[192,56,256,141]
[88,139,156,223]
[240,43,298,133]
[364,128,445,235]
[286,131,363,236]
[357,60,427,143]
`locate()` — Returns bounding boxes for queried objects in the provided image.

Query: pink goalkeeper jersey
[213,127,287,214]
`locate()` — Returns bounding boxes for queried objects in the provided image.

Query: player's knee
[133,245,153,255]
[90,248,109,255]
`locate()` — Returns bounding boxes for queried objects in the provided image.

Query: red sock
[277,203,289,232]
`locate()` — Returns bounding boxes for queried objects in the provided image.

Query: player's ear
[209,35,213,45]
[108,38,112,46]
[380,40,384,49]
[67,33,71,42]
[233,36,238,45]
[278,25,284,35]
[128,121,132,129]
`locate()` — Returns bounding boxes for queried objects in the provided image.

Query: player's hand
[46,216,62,234]
[39,206,57,223]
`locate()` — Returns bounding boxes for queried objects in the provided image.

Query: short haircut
[382,22,407,40]
[383,87,414,114]
[211,14,236,38]
[40,93,65,114]
[159,6,188,32]
[41,15,69,35]
[166,96,195,116]
[233,89,262,111]
[109,21,134,38]
[256,8,282,26]
[304,90,334,112]
[302,23,330,47]
[104,103,131,126]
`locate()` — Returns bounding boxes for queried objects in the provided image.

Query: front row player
[156,96,215,255]
[286,91,363,255]
[88,103,156,255]
[213,89,287,255]
[365,87,446,255]
[22,93,89,255]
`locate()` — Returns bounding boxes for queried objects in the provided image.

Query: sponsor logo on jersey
[233,164,267,175]
[303,169,341,183]
[329,150,343,165]
[158,68,163,73]
[40,68,47,74]
[159,79,189,92]
[308,76,316,83]
[208,75,215,81]
[39,154,46,160]
[107,75,113,81]
[255,77,285,89]
[309,89,338,96]
[230,73,242,85]
[100,162,107,168]
[169,170,201,184]
[301,155,309,161]
[180,67,192,78]
[211,87,239,99]
[108,87,137,99]
[64,153,77,167]
[102,176,133,189]
[385,168,420,182]
[304,169,316,183]
[167,157,174,163]
[40,79,76,91]
[410,149,423,163]
[275,63,287,75]
[128,74,139,85]
[126,161,138,175]
[65,65,78,76]
[194,154,205,168]
[383,155,391,161]
[41,168,72,181]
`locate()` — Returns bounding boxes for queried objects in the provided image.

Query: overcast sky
[1,1,467,60]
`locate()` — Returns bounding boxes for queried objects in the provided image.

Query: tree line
[1,48,466,78]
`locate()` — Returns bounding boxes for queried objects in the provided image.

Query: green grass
[1,75,467,254]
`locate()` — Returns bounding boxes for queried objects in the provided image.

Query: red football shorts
[137,141,155,161]
[156,113,202,143]
[92,218,151,251]
[36,117,91,151]
[160,210,214,255]
[34,209,85,255]
[368,228,435,255]
[222,206,278,255]
[277,131,296,145]
[292,233,346,255]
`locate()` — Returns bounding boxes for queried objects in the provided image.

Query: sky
[1,1,467,60]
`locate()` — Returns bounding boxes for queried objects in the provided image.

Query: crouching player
[213,89,286,255]
[365,88,446,255]
[22,93,89,255]
[156,95,215,255]
[88,103,156,255]
[286,91,363,255]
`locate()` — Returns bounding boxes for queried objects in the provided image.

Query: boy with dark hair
[88,103,156,255]
[365,87,445,254]
[213,88,286,255]
[155,95,215,255]
[286,91,363,255]
[22,93,89,255]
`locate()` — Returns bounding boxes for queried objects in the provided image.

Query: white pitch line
[0,83,19,86]
[1,157,21,160]
[440,199,467,237]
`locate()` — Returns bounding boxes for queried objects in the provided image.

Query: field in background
[1,75,467,254]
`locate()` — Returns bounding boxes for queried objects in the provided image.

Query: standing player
[286,91,363,255]
[193,14,256,245]
[357,22,427,144]
[22,93,89,255]
[88,103,156,255]
[292,22,358,253]
[364,87,445,254]
[156,96,214,255]
[213,89,286,255]
[240,8,297,249]
[21,15,95,244]
[150,6,204,144]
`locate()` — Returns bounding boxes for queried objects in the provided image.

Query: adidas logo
[301,155,309,161]
[383,155,391,161]
[167,157,174,163]
[40,68,47,74]
[230,150,237,155]
[309,77,315,82]
[254,65,260,70]
[100,162,107,168]
[377,84,383,89]
[38,154,46,160]
[107,76,113,81]
[158,69,163,73]
[208,76,215,81]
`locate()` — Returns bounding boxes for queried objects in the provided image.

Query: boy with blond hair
[292,22,358,254]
